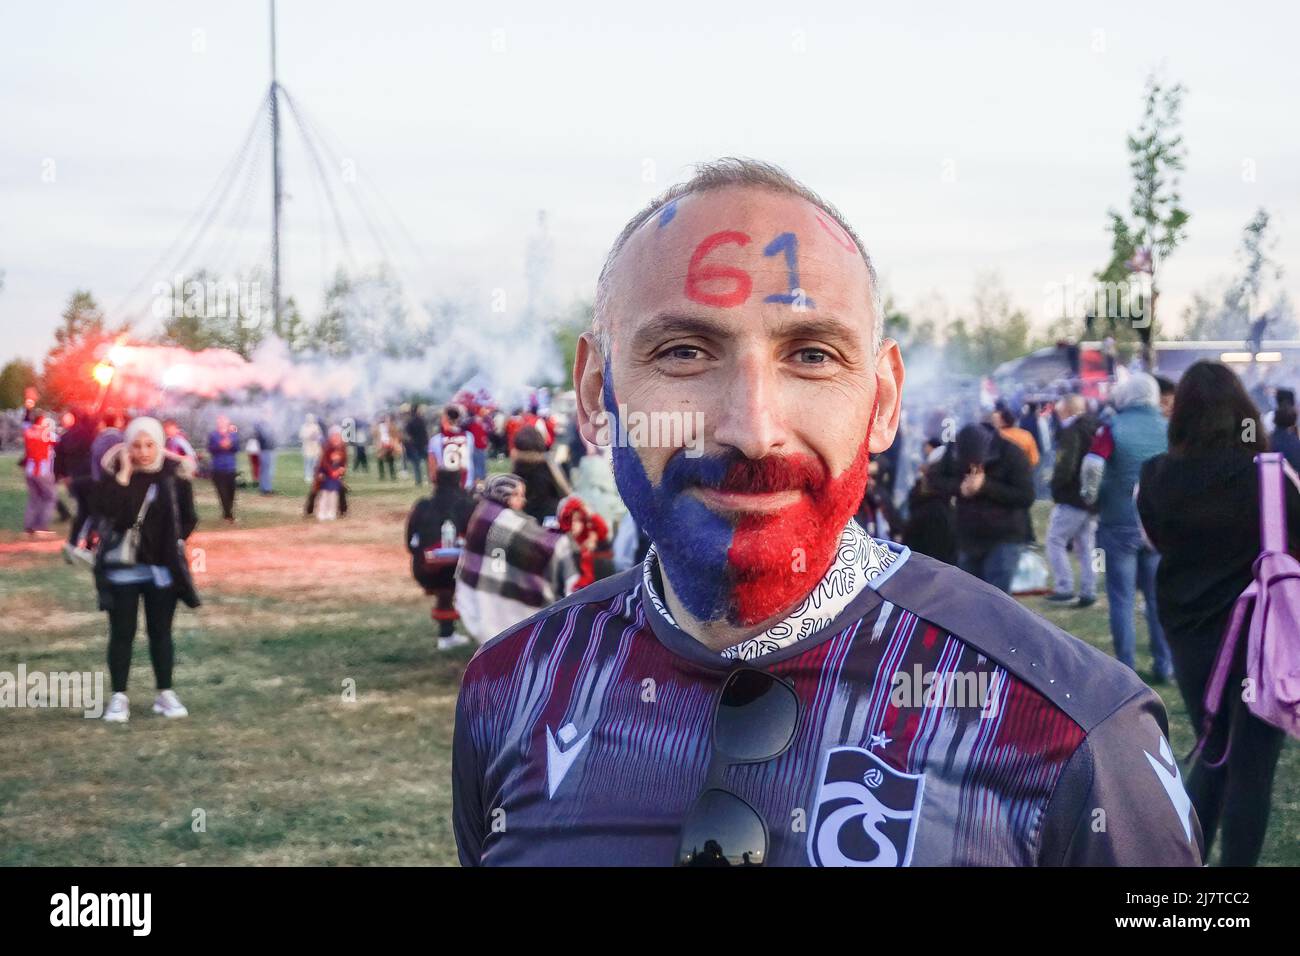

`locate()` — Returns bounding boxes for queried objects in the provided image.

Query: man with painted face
[452,159,1203,867]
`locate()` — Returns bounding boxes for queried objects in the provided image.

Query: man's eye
[794,348,831,364]
[662,347,703,361]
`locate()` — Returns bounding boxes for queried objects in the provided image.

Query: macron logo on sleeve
[545,722,591,798]
[1143,734,1195,844]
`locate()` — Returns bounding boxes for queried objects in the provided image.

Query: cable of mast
[269,0,282,334]
[164,94,272,303]
[284,91,435,277]
[207,120,272,280]
[284,87,402,271]
[279,87,358,273]
[110,89,271,323]
[284,90,431,323]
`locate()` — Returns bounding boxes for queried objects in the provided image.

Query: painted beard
[605,375,875,628]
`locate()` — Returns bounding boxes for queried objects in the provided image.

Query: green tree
[942,316,977,374]
[42,290,125,409]
[1181,208,1293,341]
[156,268,269,358]
[882,292,942,350]
[1223,208,1286,336]
[552,299,594,387]
[0,358,37,409]
[1098,74,1190,357]
[311,269,360,359]
[273,295,311,354]
[938,272,1032,374]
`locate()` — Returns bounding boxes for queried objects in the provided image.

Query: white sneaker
[103,692,130,723]
[153,689,189,718]
[437,634,472,651]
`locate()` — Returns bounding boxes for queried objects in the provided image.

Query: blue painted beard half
[606,374,735,621]
[603,371,871,627]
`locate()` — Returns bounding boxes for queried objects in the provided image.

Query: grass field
[0,450,1295,865]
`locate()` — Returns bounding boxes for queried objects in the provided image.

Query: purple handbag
[1194,453,1300,766]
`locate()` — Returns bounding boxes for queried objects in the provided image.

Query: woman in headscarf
[94,417,200,723]
[454,473,579,644]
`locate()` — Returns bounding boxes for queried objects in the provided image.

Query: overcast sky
[1,0,1297,365]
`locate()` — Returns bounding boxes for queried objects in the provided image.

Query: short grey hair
[592,157,884,360]
[1112,372,1160,410]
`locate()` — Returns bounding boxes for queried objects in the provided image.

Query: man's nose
[710,353,788,460]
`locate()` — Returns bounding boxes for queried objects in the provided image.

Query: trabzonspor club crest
[807,747,926,867]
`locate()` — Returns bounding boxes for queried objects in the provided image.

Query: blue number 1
[763,232,815,308]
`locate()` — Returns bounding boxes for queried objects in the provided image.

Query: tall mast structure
[269,0,283,332]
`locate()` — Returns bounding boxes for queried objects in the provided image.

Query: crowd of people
[403,397,621,651]
[13,393,627,684]
[11,351,1296,863]
[876,360,1298,866]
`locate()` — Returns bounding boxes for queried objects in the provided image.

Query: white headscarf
[122,416,167,473]
[102,415,196,482]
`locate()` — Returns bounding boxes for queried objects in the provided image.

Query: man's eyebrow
[772,314,867,347]
[629,311,871,354]
[630,313,733,352]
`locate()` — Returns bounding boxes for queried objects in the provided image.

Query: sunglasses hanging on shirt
[676,666,800,867]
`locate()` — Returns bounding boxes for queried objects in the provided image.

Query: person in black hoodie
[510,425,571,523]
[93,417,200,724]
[405,404,430,486]
[902,437,957,564]
[930,421,1035,594]
[55,406,98,556]
[1137,361,1300,866]
[1045,394,1100,607]
[407,466,478,649]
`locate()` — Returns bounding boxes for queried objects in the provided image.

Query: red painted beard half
[722,431,873,627]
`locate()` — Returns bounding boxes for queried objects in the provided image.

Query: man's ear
[868,338,905,453]
[574,332,611,446]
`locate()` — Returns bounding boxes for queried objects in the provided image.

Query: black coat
[903,479,957,565]
[1050,412,1100,511]
[1138,449,1300,637]
[93,459,200,610]
[512,452,568,523]
[930,432,1035,553]
[54,420,96,481]
[405,416,430,455]
[406,475,476,588]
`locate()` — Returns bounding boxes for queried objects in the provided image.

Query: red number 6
[684,231,752,308]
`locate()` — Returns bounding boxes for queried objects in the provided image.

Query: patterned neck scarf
[641,519,900,661]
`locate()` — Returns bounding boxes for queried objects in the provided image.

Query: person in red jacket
[314,428,348,521]
[23,412,58,536]
[556,496,614,589]
[507,401,557,452]
[459,395,492,485]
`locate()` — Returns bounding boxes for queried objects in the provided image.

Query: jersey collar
[640,519,905,664]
